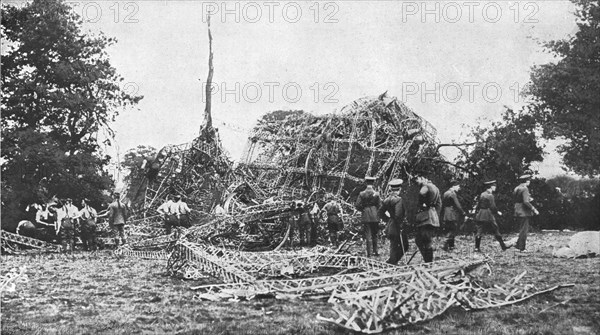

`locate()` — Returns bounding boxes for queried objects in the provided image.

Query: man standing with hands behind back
[414,176,442,263]
[355,176,382,257]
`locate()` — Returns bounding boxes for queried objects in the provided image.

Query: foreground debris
[318,271,574,334]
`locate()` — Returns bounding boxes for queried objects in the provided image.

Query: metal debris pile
[318,270,573,333]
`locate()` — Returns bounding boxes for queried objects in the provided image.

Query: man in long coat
[475,180,512,252]
[415,176,442,263]
[355,177,382,257]
[378,179,408,265]
[513,174,539,252]
[442,180,465,251]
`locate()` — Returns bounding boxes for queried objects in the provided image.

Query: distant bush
[529,176,599,231]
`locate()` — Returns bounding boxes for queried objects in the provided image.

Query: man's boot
[423,249,433,263]
[475,237,481,252]
[496,236,510,251]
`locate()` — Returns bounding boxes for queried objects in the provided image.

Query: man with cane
[379,179,409,265]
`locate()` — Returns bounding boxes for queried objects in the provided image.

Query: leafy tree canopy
[526,0,600,176]
[1,0,142,228]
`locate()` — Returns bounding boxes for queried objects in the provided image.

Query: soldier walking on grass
[513,174,539,253]
[442,180,466,251]
[474,180,512,252]
[414,176,442,263]
[355,176,381,257]
[378,179,408,265]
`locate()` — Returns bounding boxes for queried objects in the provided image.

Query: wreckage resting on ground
[129,93,444,248]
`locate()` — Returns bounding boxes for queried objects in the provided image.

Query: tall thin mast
[201,14,214,135]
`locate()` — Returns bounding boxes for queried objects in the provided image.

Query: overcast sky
[8,0,581,177]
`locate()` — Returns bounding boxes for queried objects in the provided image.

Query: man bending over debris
[355,177,382,257]
[321,195,342,246]
[379,179,408,265]
[474,180,512,252]
[415,176,442,263]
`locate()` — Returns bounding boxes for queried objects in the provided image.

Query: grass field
[1,231,599,335]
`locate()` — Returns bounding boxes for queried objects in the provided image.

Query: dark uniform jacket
[442,190,465,222]
[378,193,406,237]
[355,187,381,223]
[475,190,497,223]
[322,201,342,231]
[416,183,442,227]
[513,184,535,217]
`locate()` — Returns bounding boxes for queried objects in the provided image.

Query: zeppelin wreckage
[1,20,574,334]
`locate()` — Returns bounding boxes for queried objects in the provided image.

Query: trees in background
[526,0,600,177]
[1,0,142,229]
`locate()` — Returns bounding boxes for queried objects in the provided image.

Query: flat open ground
[1,231,599,335]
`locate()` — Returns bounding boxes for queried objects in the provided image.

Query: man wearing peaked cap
[355,176,382,257]
[378,179,408,265]
[474,179,512,252]
[513,174,539,253]
[442,179,466,251]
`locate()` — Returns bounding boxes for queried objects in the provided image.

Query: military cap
[483,180,496,186]
[174,194,182,200]
[365,176,376,183]
[388,178,404,188]
[518,174,532,181]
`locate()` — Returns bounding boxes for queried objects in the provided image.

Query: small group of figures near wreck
[14,192,130,252]
[12,171,539,261]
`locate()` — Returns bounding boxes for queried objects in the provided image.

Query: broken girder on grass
[188,246,490,300]
[0,231,61,252]
[318,270,575,334]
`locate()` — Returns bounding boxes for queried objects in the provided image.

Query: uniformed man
[76,199,98,251]
[414,176,442,263]
[474,180,512,252]
[378,179,408,265]
[321,194,343,246]
[442,180,466,251]
[355,177,382,257]
[175,195,192,228]
[157,195,177,235]
[295,201,312,246]
[513,174,539,253]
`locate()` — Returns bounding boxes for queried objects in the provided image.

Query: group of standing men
[355,173,539,265]
[20,193,129,252]
[157,195,192,234]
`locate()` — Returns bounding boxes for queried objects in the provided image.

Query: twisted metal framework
[114,246,169,260]
[184,241,490,299]
[0,231,61,252]
[318,270,574,334]
[238,94,440,203]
